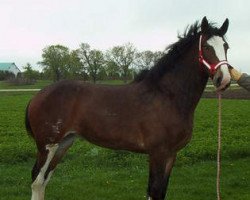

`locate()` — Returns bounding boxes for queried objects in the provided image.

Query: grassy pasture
[0,89,249,199]
[0,80,52,89]
[0,80,123,90]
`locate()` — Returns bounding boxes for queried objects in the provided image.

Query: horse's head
[199,17,231,91]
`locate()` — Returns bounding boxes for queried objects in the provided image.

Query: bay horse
[26,17,231,200]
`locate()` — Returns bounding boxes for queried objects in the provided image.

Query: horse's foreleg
[147,152,176,200]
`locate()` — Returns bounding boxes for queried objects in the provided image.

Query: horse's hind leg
[31,144,58,200]
[31,133,75,200]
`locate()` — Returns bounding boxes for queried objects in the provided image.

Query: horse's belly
[77,124,147,153]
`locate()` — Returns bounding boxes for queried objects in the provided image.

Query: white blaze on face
[207,36,231,87]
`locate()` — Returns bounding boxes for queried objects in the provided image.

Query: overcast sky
[1,0,250,73]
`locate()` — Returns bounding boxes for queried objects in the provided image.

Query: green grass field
[0,80,124,89]
[0,80,52,89]
[0,84,249,199]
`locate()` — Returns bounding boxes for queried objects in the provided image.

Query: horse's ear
[201,16,209,34]
[219,18,229,36]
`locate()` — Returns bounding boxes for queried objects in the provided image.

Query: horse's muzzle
[213,66,231,92]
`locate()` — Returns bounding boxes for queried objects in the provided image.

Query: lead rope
[217,92,222,200]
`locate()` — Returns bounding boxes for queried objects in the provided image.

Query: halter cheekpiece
[198,35,229,75]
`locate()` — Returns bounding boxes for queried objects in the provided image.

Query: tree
[39,45,70,82]
[105,61,120,80]
[66,50,84,80]
[106,43,137,83]
[135,50,165,70]
[23,63,40,81]
[136,50,154,70]
[79,43,105,83]
[153,51,165,64]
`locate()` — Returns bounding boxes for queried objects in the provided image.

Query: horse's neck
[161,50,209,117]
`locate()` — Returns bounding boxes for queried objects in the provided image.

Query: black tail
[25,101,34,138]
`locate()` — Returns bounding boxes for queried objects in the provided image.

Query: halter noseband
[199,35,229,75]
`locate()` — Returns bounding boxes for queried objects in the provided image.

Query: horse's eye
[203,45,211,51]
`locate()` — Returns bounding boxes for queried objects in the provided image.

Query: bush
[6,77,37,85]
[0,71,15,81]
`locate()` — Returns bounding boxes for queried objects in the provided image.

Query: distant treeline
[2,42,165,84]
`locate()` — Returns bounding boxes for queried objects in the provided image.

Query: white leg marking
[31,144,58,200]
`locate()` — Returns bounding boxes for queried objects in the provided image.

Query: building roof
[0,62,16,71]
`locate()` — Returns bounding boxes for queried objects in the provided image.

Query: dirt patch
[203,88,250,100]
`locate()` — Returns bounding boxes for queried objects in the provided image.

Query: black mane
[134,20,223,84]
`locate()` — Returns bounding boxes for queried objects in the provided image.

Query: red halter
[198,35,229,75]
